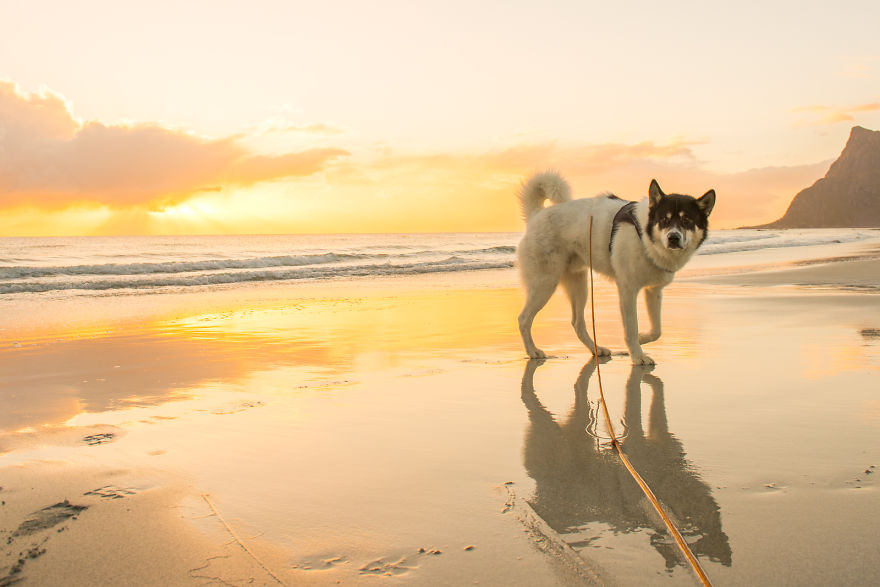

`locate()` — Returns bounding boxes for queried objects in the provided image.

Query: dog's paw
[527,348,547,360]
[594,346,612,357]
[631,353,656,366]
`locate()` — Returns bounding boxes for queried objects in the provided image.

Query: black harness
[609,201,642,251]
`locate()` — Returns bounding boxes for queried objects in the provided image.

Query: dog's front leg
[638,286,663,344]
[618,286,655,365]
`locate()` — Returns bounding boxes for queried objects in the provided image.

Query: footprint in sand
[292,555,348,571]
[83,485,138,500]
[358,548,447,578]
[321,556,346,568]
[296,549,443,578]
[359,555,419,577]
[1,540,48,585]
[211,401,264,415]
[12,500,88,538]
[5,502,88,584]
[82,433,115,446]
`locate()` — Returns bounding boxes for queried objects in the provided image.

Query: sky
[2,0,880,236]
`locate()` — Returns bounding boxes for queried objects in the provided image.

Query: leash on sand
[587,217,713,587]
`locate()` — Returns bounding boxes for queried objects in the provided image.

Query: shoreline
[2,238,880,585]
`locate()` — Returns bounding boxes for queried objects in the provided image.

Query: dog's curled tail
[518,171,572,221]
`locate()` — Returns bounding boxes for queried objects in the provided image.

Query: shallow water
[2,236,880,585]
[1,229,875,296]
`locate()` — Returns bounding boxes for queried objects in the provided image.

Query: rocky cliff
[758,126,880,228]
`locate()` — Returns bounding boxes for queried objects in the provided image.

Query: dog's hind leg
[561,269,611,357]
[638,285,663,344]
[518,276,557,359]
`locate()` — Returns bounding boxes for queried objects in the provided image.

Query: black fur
[646,193,711,249]
[609,201,641,251]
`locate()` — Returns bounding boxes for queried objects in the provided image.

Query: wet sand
[2,236,879,585]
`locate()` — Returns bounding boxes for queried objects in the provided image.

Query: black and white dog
[516,172,715,364]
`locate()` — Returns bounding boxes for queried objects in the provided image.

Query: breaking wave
[1,228,874,296]
[698,229,872,255]
[0,242,516,294]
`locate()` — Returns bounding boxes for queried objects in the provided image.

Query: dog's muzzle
[666,231,683,249]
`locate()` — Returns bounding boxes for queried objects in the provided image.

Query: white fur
[517,170,572,220]
[516,172,707,365]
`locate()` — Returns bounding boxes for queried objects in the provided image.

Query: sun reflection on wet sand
[0,282,528,433]
[521,359,731,581]
[1,266,880,584]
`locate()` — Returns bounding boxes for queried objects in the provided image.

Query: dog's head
[646,179,715,252]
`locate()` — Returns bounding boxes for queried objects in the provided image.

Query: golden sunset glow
[2,2,880,235]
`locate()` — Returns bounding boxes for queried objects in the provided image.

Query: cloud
[0,81,349,208]
[358,139,699,185]
[792,101,880,126]
[0,83,827,234]
[226,149,349,184]
[281,123,346,135]
[318,139,819,231]
[247,117,347,138]
[838,56,880,80]
[0,136,827,235]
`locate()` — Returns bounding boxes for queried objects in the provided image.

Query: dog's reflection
[521,359,731,568]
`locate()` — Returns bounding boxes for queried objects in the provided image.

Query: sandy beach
[2,232,880,586]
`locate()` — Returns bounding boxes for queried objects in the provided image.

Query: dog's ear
[697,189,716,216]
[649,179,664,207]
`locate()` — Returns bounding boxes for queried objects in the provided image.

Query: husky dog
[516,172,715,364]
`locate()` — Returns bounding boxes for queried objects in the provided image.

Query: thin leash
[587,217,713,587]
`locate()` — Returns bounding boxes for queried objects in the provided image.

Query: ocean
[0,229,875,298]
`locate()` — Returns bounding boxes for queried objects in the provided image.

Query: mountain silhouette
[756,126,880,228]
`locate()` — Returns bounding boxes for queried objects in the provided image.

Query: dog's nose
[667,232,682,248]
